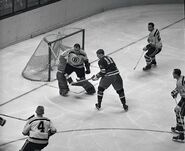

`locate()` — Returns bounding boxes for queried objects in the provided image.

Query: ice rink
[0,3,185,151]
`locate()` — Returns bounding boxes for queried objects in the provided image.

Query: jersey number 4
[38,121,45,132]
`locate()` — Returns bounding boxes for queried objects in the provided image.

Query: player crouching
[57,43,95,96]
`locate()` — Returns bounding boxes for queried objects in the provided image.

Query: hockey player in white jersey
[20,106,57,151]
[143,22,162,71]
[171,69,185,142]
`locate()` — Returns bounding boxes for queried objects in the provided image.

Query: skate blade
[172,139,185,143]
[95,104,101,110]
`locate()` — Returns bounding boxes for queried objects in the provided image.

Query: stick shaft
[133,51,145,70]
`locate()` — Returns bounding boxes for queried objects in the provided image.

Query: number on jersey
[38,121,45,132]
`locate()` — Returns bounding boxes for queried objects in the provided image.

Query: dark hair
[148,22,154,27]
[74,43,81,49]
[96,49,104,55]
[173,69,181,76]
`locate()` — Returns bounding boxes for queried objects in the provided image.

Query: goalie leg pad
[82,81,96,94]
[74,80,96,94]
[57,72,69,95]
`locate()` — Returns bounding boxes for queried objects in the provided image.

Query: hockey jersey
[22,116,57,144]
[61,49,88,68]
[97,56,119,77]
[174,76,185,98]
[147,28,162,49]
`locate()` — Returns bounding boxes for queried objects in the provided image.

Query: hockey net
[22,28,85,81]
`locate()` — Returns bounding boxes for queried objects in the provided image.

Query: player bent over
[20,106,57,151]
[143,22,162,71]
[171,69,185,142]
[92,49,128,111]
[57,43,95,96]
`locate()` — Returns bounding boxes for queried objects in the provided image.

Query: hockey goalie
[56,43,95,96]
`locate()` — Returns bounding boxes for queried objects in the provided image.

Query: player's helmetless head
[36,106,44,116]
[96,49,104,59]
[173,68,181,79]
[148,22,154,32]
[74,43,81,52]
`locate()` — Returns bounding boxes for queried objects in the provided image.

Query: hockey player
[57,43,95,96]
[92,49,128,111]
[171,69,185,142]
[143,22,162,71]
[20,106,57,151]
[56,49,69,96]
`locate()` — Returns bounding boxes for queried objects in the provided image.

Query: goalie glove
[92,74,99,81]
[171,90,178,98]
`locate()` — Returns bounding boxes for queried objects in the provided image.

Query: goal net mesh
[22,28,85,82]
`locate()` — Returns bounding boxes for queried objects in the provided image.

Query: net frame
[22,28,85,82]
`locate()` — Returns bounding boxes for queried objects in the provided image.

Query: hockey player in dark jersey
[92,49,128,111]
[171,69,185,142]
[57,43,95,96]
[143,22,162,71]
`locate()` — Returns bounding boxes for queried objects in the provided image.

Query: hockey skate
[59,88,69,96]
[171,127,180,134]
[143,64,151,71]
[171,127,185,134]
[95,103,101,110]
[151,60,157,67]
[172,134,184,143]
[123,104,128,111]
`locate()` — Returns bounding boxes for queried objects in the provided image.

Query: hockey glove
[171,90,178,98]
[143,47,147,51]
[92,75,99,81]
[48,129,56,138]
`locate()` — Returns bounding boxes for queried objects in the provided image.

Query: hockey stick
[71,77,93,85]
[0,113,32,121]
[133,51,145,70]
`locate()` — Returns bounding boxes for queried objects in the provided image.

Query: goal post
[22,28,85,82]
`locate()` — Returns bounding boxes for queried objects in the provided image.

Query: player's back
[24,116,54,144]
[98,56,119,76]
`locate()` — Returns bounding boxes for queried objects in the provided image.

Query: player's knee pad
[98,86,105,95]
[116,88,124,95]
[144,54,150,59]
